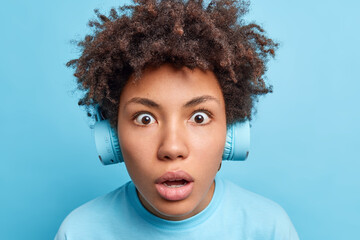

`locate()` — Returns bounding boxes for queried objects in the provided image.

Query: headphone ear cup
[222,121,250,161]
[94,119,123,165]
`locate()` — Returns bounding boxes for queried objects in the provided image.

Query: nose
[157,123,189,161]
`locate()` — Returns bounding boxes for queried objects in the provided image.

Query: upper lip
[155,170,194,184]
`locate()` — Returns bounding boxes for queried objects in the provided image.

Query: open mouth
[155,171,194,201]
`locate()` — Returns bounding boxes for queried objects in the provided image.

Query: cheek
[121,143,155,193]
[119,125,156,160]
[189,127,226,175]
[190,126,226,156]
[118,130,156,179]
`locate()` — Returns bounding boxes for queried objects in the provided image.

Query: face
[117,64,227,221]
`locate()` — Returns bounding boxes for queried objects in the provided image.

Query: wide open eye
[189,111,211,125]
[134,113,156,126]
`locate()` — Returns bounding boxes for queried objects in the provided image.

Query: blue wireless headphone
[93,107,250,165]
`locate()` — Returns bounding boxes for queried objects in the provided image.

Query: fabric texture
[55,176,299,240]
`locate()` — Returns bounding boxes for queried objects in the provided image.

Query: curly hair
[66,0,278,128]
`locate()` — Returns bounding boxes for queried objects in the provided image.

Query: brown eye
[195,114,204,123]
[190,112,211,125]
[134,113,156,125]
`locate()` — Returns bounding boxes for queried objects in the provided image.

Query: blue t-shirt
[55,176,299,239]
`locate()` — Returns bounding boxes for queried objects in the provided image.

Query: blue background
[1,0,359,239]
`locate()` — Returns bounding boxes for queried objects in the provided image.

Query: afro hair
[67,0,278,127]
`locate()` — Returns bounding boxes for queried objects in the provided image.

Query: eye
[189,111,211,125]
[134,113,156,126]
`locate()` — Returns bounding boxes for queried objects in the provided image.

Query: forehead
[120,64,224,105]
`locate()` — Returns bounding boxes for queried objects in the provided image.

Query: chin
[153,198,199,221]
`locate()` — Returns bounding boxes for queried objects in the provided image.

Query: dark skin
[66,0,278,127]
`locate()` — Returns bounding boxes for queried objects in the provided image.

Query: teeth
[163,180,188,188]
[163,183,186,188]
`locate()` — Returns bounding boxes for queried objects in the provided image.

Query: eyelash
[131,111,156,123]
[190,108,213,123]
[131,108,214,125]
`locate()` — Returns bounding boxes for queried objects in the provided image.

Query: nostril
[162,154,184,160]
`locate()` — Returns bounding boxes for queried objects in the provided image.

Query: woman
[56,0,299,239]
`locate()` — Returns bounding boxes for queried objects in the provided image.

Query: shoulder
[220,178,299,239]
[63,182,128,221]
[222,178,287,215]
[54,182,130,240]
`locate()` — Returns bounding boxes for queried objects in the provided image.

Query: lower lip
[155,181,194,201]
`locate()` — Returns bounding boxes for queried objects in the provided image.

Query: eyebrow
[125,97,160,108]
[183,95,220,108]
[124,95,220,109]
